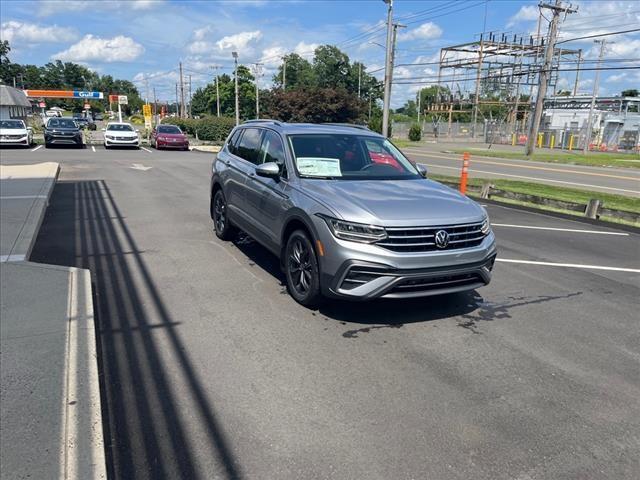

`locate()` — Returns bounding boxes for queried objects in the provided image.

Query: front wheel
[212,190,236,240]
[284,230,322,308]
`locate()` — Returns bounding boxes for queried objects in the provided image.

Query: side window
[226,129,243,156]
[259,130,287,175]
[236,128,263,164]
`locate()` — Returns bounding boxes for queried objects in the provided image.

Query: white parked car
[103,122,140,149]
[0,119,33,147]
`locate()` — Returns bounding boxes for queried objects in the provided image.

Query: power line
[556,27,640,44]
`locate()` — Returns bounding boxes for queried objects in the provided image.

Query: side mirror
[256,162,280,179]
[416,163,428,178]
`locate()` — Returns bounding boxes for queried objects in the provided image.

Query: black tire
[284,230,322,308]
[212,189,236,240]
[45,142,51,148]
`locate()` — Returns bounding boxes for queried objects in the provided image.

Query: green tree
[622,89,638,97]
[272,53,315,90]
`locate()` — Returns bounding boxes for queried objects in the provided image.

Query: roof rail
[242,119,283,126]
[320,122,370,131]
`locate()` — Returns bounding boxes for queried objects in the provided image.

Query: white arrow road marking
[130,163,152,171]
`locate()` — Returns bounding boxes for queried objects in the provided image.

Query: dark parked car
[44,118,84,148]
[151,124,189,150]
[75,117,97,131]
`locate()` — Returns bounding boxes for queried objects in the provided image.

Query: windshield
[47,118,77,129]
[288,134,419,180]
[158,125,181,134]
[0,120,25,129]
[107,124,134,131]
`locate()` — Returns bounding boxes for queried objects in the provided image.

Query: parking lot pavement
[7,145,637,479]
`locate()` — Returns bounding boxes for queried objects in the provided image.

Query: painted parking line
[140,146,152,153]
[0,195,48,200]
[92,146,96,152]
[421,163,640,195]
[496,258,640,273]
[491,223,629,236]
[0,254,26,262]
[31,145,43,152]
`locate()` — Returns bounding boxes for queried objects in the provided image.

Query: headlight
[481,217,491,235]
[318,214,387,243]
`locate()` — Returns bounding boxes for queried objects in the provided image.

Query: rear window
[236,128,263,165]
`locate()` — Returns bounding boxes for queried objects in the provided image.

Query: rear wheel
[212,190,236,240]
[284,230,322,308]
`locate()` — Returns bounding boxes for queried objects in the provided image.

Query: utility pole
[417,88,421,125]
[381,0,393,137]
[282,56,287,90]
[179,62,185,118]
[252,63,263,118]
[188,74,192,118]
[175,82,179,116]
[211,66,221,117]
[232,51,239,126]
[583,39,606,153]
[572,49,582,96]
[357,63,361,98]
[153,87,157,124]
[525,0,576,156]
[472,34,484,138]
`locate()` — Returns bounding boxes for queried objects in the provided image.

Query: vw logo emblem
[435,229,449,249]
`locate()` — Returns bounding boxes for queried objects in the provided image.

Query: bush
[408,124,422,142]
[129,114,145,125]
[161,116,235,142]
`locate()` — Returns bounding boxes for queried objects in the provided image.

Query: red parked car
[150,124,189,150]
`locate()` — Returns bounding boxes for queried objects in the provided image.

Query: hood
[157,133,186,138]
[301,178,486,227]
[106,130,138,137]
[46,126,79,132]
[0,128,27,135]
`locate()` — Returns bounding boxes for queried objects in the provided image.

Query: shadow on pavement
[31,180,242,480]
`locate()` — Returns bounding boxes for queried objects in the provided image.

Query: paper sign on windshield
[297,157,342,177]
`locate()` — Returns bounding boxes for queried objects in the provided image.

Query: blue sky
[1,0,639,107]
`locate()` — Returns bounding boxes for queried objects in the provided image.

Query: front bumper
[105,137,140,147]
[314,217,497,300]
[157,139,189,149]
[0,135,29,145]
[45,134,82,145]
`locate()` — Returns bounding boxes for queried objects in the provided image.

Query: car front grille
[113,136,136,141]
[1,134,25,139]
[388,273,484,294]
[376,221,486,253]
[340,266,390,290]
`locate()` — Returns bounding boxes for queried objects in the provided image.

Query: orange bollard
[460,152,470,195]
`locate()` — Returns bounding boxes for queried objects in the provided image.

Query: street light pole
[583,39,606,154]
[282,56,287,90]
[381,0,393,137]
[232,51,239,126]
[253,63,263,119]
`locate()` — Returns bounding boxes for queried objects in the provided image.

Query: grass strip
[428,173,640,215]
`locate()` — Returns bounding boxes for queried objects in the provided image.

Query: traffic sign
[108,94,119,103]
[118,95,128,105]
[38,102,46,108]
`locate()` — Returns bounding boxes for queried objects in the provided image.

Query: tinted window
[107,124,134,131]
[158,125,181,134]
[47,118,77,129]
[227,129,243,155]
[236,128,263,165]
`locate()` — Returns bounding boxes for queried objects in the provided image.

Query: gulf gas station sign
[23,89,104,99]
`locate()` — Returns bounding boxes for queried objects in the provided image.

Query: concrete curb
[189,145,221,153]
[0,162,60,262]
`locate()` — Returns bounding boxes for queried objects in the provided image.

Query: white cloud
[52,34,145,63]
[38,0,161,17]
[215,30,262,51]
[399,22,442,41]
[188,41,213,54]
[294,41,319,57]
[507,5,539,27]
[0,20,77,43]
[193,25,213,41]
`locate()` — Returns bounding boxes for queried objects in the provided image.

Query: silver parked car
[210,120,496,307]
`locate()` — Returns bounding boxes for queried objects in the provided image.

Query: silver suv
[210,120,496,307]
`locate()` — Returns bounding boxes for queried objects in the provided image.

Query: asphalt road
[2,145,639,479]
[401,144,640,197]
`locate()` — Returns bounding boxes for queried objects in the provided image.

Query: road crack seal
[342,324,404,338]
